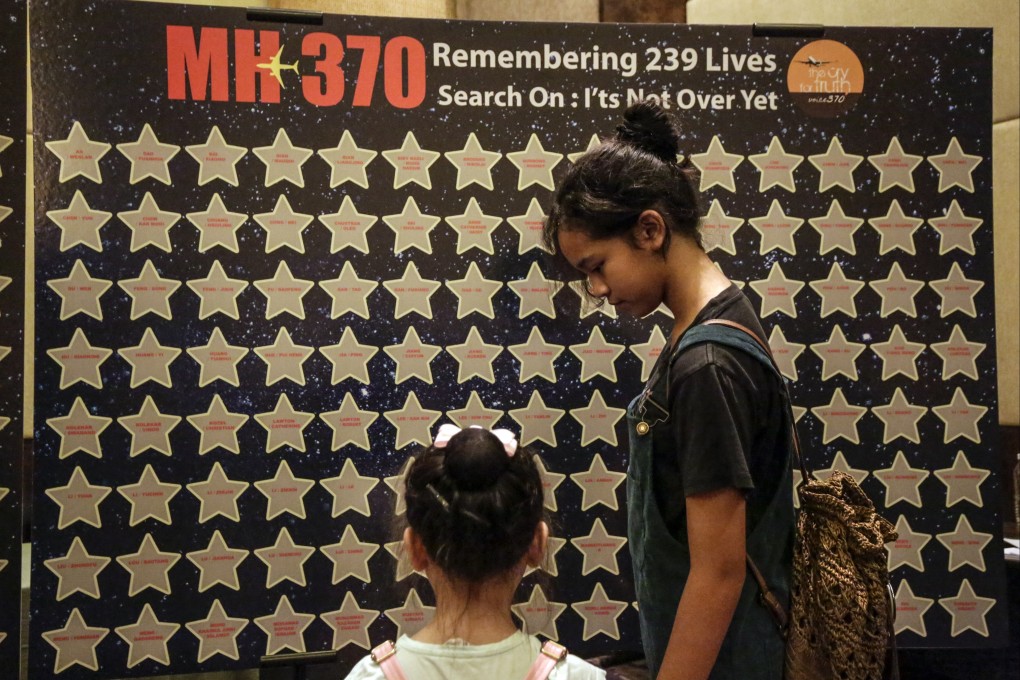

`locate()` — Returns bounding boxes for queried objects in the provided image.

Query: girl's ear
[632,210,667,251]
[526,521,550,567]
[404,527,430,572]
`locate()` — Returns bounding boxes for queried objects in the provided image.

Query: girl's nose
[588,275,609,298]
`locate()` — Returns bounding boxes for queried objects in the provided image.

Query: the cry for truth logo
[786,39,864,118]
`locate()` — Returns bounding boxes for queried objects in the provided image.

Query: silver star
[116,123,179,185]
[927,137,982,193]
[45,121,110,183]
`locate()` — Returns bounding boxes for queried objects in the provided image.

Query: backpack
[369,638,568,680]
[680,319,900,680]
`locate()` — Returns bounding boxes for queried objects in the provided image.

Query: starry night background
[0,1,27,677]
[25,0,1006,677]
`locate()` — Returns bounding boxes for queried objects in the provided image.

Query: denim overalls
[626,324,793,680]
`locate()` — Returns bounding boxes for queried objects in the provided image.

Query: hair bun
[443,427,510,491]
[614,101,681,164]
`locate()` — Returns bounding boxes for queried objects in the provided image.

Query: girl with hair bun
[544,102,794,680]
[345,425,605,680]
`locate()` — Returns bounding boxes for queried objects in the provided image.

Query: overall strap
[370,641,408,680]
[523,640,568,680]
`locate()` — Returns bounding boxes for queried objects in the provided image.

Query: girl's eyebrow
[576,256,595,271]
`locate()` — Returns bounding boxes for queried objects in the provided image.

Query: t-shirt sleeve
[342,655,385,680]
[670,351,757,497]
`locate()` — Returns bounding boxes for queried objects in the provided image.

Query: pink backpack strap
[370,640,408,680]
[523,640,568,680]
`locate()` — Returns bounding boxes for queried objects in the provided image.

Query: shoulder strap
[523,640,567,680]
[370,640,408,680]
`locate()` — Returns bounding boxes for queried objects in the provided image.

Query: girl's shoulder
[343,653,385,680]
[551,652,608,680]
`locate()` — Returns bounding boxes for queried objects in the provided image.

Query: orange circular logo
[787,40,864,117]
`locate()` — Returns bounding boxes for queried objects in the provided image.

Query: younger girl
[344,424,605,680]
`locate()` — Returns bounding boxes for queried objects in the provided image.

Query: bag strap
[523,640,568,680]
[370,640,408,680]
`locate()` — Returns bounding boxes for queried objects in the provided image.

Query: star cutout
[445,132,502,190]
[319,458,378,517]
[748,199,803,255]
[508,325,563,382]
[46,327,112,389]
[938,579,996,637]
[445,261,502,319]
[44,536,111,600]
[808,261,864,318]
[186,599,249,663]
[808,200,863,255]
[448,391,503,430]
[319,392,378,451]
[814,450,869,486]
[255,596,316,654]
[117,463,181,526]
[512,585,567,640]
[187,529,249,591]
[567,133,601,163]
[927,199,982,255]
[570,453,626,511]
[384,589,436,638]
[447,325,502,383]
[47,189,112,252]
[569,326,625,382]
[893,579,934,637]
[873,450,929,508]
[254,460,315,520]
[253,194,314,253]
[186,394,249,455]
[872,387,928,444]
[571,583,627,641]
[319,261,378,319]
[320,592,377,651]
[253,326,314,386]
[187,461,249,522]
[748,136,802,192]
[384,540,419,582]
[115,532,180,596]
[808,136,862,192]
[932,387,987,444]
[535,456,566,512]
[117,326,181,388]
[748,262,805,318]
[382,131,440,189]
[810,388,866,444]
[45,120,110,183]
[701,199,743,255]
[927,137,982,193]
[185,126,247,186]
[629,325,667,382]
[936,514,992,572]
[253,260,315,320]
[41,608,109,673]
[506,197,551,254]
[45,466,112,529]
[508,261,560,319]
[868,262,924,318]
[888,516,931,573]
[320,524,379,584]
[117,192,181,252]
[317,129,377,188]
[186,260,248,320]
[116,123,179,185]
[870,324,926,381]
[187,326,249,387]
[928,261,983,318]
[690,135,743,192]
[117,259,180,320]
[46,396,111,459]
[382,196,440,255]
[318,195,377,254]
[384,391,442,450]
[252,127,312,187]
[571,389,626,447]
[571,518,627,576]
[934,451,990,508]
[116,603,181,668]
[868,137,923,193]
[385,325,442,384]
[319,326,378,384]
[254,393,314,453]
[446,197,502,255]
[506,133,562,190]
[767,325,806,381]
[508,390,565,448]
[255,527,315,587]
[383,261,441,319]
[867,200,924,255]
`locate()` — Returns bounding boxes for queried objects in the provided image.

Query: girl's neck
[663,238,731,347]
[411,572,521,645]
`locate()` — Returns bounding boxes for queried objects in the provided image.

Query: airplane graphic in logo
[797,56,835,67]
[258,47,299,88]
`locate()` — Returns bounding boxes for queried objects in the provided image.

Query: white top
[344,631,606,680]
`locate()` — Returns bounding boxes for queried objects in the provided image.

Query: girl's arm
[656,486,747,680]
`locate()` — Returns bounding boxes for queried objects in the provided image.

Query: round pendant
[635,421,650,436]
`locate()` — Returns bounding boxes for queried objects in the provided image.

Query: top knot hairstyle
[404,427,545,584]
[543,101,703,280]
